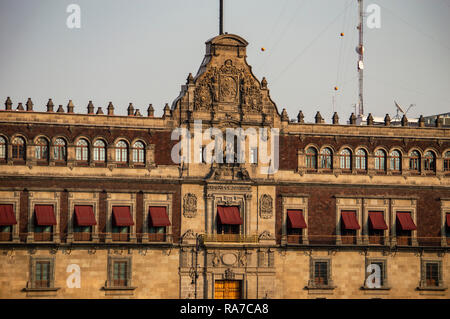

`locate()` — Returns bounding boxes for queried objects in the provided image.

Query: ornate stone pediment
[207,164,250,181]
[172,33,281,125]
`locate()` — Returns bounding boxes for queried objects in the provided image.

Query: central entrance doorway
[214,280,242,299]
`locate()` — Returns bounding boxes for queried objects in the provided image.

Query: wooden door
[214,280,241,299]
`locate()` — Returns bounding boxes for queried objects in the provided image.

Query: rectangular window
[314,262,328,286]
[107,257,132,289]
[73,225,92,241]
[426,263,439,287]
[112,225,129,241]
[396,212,416,246]
[113,261,128,287]
[35,261,50,288]
[0,225,12,241]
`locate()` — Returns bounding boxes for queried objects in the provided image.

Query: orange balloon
[334,86,339,91]
[261,47,265,51]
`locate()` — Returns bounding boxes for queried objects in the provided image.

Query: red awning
[149,206,171,227]
[35,205,57,226]
[396,212,417,230]
[74,205,97,226]
[341,211,360,230]
[217,206,242,225]
[0,204,17,226]
[112,206,134,226]
[287,210,307,229]
[369,211,388,230]
[447,213,450,227]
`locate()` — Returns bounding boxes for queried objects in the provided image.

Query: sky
[0,0,449,122]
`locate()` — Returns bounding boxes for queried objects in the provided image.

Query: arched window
[306,147,318,169]
[409,150,421,172]
[320,148,333,169]
[355,149,367,170]
[340,148,352,170]
[53,138,67,161]
[0,136,6,160]
[132,141,145,164]
[424,151,436,172]
[390,150,401,171]
[115,140,128,163]
[93,140,106,162]
[35,137,49,161]
[12,137,26,160]
[444,151,450,172]
[374,149,387,171]
[76,139,89,162]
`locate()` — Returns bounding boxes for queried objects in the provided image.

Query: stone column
[206,194,213,234]
[245,193,252,236]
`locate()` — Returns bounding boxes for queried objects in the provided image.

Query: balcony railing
[287,235,303,244]
[112,233,129,242]
[200,234,258,243]
[0,232,12,241]
[73,232,92,242]
[34,232,52,241]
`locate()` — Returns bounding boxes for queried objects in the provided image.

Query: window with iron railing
[34,225,52,241]
[112,226,129,242]
[0,225,12,241]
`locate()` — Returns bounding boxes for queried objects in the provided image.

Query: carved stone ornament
[259,194,273,219]
[259,230,274,240]
[183,193,197,218]
[182,229,197,240]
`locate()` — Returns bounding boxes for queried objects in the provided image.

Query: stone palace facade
[0,34,449,299]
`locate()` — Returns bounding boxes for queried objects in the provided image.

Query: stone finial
[5,97,12,110]
[315,111,324,124]
[349,113,357,125]
[401,114,408,127]
[332,112,339,124]
[107,102,114,115]
[134,109,142,117]
[57,105,65,113]
[26,98,33,111]
[281,108,289,122]
[261,77,268,89]
[436,115,443,128]
[47,99,54,112]
[87,101,94,114]
[96,107,104,115]
[186,73,194,85]
[297,110,304,124]
[418,115,425,128]
[163,103,171,117]
[147,104,154,117]
[127,103,135,116]
[67,100,74,113]
[17,103,24,111]
[384,113,391,126]
[367,113,374,125]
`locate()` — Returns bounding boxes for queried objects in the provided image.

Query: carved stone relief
[183,193,197,218]
[259,194,273,219]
